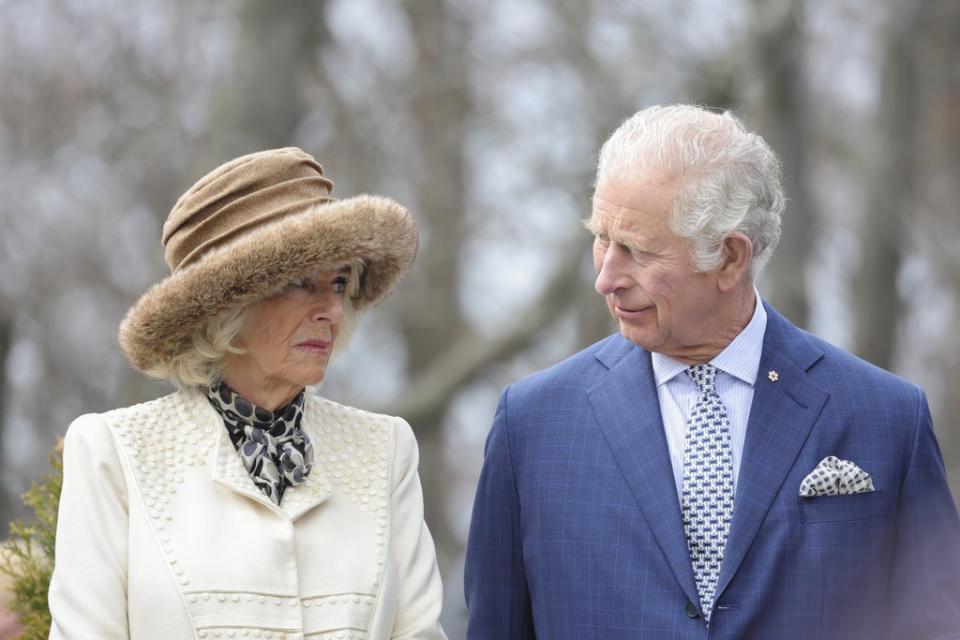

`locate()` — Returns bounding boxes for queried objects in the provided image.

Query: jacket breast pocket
[799,490,886,524]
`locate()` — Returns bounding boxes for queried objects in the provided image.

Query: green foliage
[0,439,63,639]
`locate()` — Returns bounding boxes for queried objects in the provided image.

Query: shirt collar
[651,289,767,387]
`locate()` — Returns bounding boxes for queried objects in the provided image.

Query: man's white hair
[595,104,785,277]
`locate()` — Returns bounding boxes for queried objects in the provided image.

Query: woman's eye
[288,278,315,293]
[332,277,349,294]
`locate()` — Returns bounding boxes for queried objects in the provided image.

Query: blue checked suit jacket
[465,303,960,639]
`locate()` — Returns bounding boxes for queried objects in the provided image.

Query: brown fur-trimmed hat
[119,147,418,374]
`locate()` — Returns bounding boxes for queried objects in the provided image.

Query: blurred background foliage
[0,0,957,635]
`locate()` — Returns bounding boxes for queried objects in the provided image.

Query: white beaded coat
[48,388,447,640]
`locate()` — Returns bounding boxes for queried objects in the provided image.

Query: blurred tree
[914,0,960,491]
[2,0,960,633]
[742,0,815,328]
[390,0,472,569]
[196,0,331,169]
[852,0,917,369]
[0,314,11,522]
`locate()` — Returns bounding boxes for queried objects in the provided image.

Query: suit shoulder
[507,333,627,399]
[803,331,921,399]
[764,303,922,402]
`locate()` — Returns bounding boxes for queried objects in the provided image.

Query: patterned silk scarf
[205,382,313,505]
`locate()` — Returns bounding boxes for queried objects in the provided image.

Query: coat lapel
[714,304,829,599]
[211,422,283,513]
[587,337,701,608]
[193,391,334,521]
[281,412,334,521]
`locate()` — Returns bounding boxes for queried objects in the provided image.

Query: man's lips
[613,305,654,320]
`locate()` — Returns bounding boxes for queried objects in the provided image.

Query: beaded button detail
[108,392,213,589]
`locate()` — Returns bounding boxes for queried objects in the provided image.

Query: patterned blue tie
[681,364,734,623]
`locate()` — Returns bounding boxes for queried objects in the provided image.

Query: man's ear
[717,232,753,292]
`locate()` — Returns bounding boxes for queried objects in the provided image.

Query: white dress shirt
[651,294,767,500]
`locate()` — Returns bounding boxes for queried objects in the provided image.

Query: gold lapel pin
[768,370,779,382]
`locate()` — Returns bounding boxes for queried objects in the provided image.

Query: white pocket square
[799,456,874,497]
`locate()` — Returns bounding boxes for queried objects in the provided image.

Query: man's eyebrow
[584,222,642,250]
[582,217,603,234]
[593,195,646,213]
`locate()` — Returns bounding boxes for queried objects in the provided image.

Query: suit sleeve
[886,388,960,639]
[48,413,130,639]
[465,387,535,640]
[388,417,447,640]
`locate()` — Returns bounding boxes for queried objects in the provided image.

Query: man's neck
[669,284,757,365]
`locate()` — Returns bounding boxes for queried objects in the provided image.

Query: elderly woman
[48,148,446,639]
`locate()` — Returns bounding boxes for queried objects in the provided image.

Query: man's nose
[594,244,630,295]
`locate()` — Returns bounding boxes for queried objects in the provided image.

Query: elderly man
[465,104,960,639]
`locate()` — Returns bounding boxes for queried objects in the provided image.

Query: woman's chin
[297,368,327,388]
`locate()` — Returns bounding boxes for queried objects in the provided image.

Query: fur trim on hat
[119,195,416,374]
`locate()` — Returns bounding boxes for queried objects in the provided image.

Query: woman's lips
[295,339,331,353]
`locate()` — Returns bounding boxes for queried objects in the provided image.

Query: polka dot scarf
[205,382,313,505]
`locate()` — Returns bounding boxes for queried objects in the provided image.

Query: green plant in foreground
[0,439,63,639]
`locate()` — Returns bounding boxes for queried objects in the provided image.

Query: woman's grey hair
[147,264,363,388]
[595,104,785,277]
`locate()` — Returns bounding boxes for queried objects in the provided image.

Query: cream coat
[48,388,446,640]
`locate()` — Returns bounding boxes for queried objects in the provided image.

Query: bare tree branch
[381,242,589,426]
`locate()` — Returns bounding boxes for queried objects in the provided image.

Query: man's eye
[595,234,610,245]
[332,276,349,294]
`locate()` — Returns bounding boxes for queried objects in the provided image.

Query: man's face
[588,175,726,361]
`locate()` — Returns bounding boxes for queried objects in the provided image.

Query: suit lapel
[714,304,829,599]
[588,338,701,608]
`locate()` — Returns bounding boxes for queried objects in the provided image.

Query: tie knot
[686,363,718,393]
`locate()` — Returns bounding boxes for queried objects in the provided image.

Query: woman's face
[221,266,352,410]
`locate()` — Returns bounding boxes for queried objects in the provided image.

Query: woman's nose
[311,290,343,323]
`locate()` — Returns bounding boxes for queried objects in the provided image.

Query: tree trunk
[852,1,919,368]
[199,0,330,168]
[746,0,813,327]
[0,314,14,524]
[395,0,472,571]
[914,0,960,498]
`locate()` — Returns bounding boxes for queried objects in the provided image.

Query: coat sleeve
[388,417,447,640]
[886,388,960,639]
[464,387,535,640]
[48,413,130,639]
